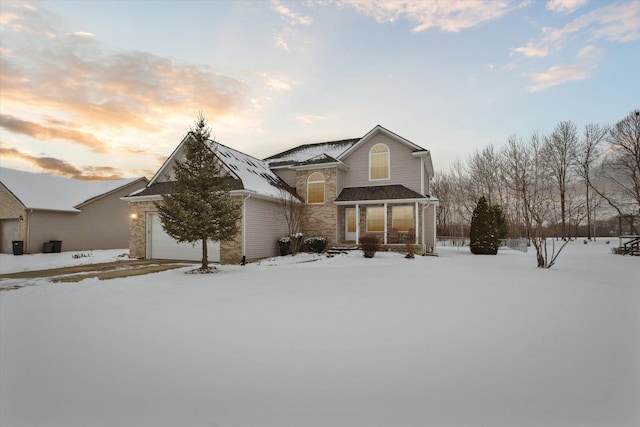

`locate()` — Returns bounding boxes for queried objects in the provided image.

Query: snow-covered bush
[305,236,328,253]
[278,233,304,256]
[359,234,380,258]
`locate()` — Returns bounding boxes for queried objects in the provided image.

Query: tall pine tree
[156,113,241,271]
[470,196,500,255]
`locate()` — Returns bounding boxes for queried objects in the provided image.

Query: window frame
[392,205,414,232]
[306,172,325,204]
[369,143,390,181]
[366,206,385,232]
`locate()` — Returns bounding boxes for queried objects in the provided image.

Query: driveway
[0,259,196,290]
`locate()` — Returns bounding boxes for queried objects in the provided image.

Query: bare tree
[431,171,454,236]
[605,110,640,211]
[504,132,568,267]
[575,123,608,240]
[277,188,305,255]
[545,121,579,239]
[467,144,505,207]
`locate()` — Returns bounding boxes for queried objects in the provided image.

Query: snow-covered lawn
[1,241,638,427]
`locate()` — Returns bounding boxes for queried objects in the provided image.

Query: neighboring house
[0,167,148,254]
[124,125,438,264]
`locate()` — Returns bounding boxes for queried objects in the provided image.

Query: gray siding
[27,182,145,252]
[342,133,422,193]
[272,168,297,188]
[244,197,289,260]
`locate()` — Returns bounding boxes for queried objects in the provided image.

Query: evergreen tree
[470,196,499,255]
[491,204,508,241]
[156,113,241,271]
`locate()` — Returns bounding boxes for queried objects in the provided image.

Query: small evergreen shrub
[470,196,499,255]
[305,236,328,253]
[279,233,304,256]
[360,234,380,258]
[278,236,291,256]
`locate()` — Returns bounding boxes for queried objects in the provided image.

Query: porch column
[355,204,360,244]
[415,202,419,244]
[384,202,388,245]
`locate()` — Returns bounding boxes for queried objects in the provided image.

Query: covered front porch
[334,185,437,254]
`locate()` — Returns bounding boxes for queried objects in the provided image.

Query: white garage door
[1,219,20,254]
[147,213,220,262]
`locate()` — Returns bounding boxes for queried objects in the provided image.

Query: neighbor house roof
[0,167,147,212]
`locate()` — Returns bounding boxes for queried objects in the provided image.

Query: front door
[345,208,356,241]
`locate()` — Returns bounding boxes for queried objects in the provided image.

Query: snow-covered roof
[0,167,144,212]
[213,142,288,199]
[265,139,360,167]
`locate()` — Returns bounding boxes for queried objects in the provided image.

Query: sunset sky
[1,0,639,180]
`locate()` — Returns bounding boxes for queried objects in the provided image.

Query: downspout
[242,193,251,265]
[26,209,33,254]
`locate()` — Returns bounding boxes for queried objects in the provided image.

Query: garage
[147,213,220,262]
[1,219,20,254]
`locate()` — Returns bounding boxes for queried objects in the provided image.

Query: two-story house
[124,125,437,264]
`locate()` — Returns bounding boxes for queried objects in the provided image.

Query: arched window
[370,143,390,180]
[307,172,325,204]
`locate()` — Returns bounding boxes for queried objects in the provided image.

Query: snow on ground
[1,241,638,427]
[0,249,131,275]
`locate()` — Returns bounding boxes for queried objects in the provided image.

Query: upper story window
[307,172,325,204]
[369,143,390,180]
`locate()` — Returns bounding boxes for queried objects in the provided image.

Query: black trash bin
[50,240,62,253]
[43,242,55,253]
[12,240,24,256]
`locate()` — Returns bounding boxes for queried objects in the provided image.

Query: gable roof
[265,138,360,168]
[264,125,434,177]
[0,167,147,212]
[145,133,291,200]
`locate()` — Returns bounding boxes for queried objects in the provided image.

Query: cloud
[577,44,603,59]
[0,114,108,152]
[514,1,640,57]
[258,73,296,92]
[0,1,251,152]
[525,64,591,92]
[513,44,549,57]
[294,114,327,124]
[0,145,151,180]
[334,0,517,33]
[546,0,588,13]
[270,0,313,26]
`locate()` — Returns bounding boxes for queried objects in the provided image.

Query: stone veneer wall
[296,167,338,248]
[127,200,157,258]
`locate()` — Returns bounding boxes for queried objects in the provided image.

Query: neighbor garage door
[1,219,20,254]
[147,213,220,262]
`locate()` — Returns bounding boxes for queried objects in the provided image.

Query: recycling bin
[12,240,24,256]
[50,240,62,253]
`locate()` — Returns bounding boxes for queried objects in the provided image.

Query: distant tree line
[432,109,640,243]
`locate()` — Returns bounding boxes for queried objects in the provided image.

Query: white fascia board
[334,197,430,206]
[120,194,163,202]
[230,189,302,204]
[148,133,191,186]
[412,150,435,179]
[292,160,349,171]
